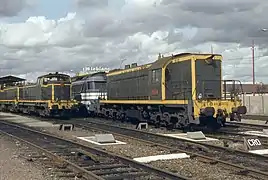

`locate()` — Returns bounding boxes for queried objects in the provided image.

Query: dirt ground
[0,133,53,180]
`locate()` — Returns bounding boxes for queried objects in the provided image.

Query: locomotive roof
[149,53,191,69]
[0,75,25,84]
[38,73,70,79]
[108,53,222,76]
[71,71,107,82]
[148,53,221,69]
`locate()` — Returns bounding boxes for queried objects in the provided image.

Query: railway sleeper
[102,172,150,180]
[84,164,129,171]
[92,168,139,176]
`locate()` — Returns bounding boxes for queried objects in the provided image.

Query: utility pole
[211,45,213,54]
[252,40,255,96]
[250,28,268,96]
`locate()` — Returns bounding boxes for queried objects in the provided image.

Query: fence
[241,94,268,116]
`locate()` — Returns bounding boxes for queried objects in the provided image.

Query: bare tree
[256,82,266,95]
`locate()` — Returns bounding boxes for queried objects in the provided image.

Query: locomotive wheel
[207,117,221,131]
[166,122,176,130]
[105,111,109,120]
[229,113,235,121]
[229,112,241,122]
[79,106,89,117]
[120,113,126,123]
[182,123,195,132]
[154,116,161,128]
[112,112,117,121]
[216,115,226,127]
[221,117,226,126]
[90,111,96,118]
[237,106,247,114]
[237,114,242,122]
[203,107,215,117]
[60,111,70,120]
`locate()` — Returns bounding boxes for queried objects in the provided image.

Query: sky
[0,0,268,83]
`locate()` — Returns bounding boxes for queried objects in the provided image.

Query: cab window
[152,69,161,83]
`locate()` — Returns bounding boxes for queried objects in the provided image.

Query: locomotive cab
[39,73,71,86]
[161,54,247,129]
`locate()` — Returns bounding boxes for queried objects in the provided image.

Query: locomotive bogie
[95,100,190,127]
[95,99,246,130]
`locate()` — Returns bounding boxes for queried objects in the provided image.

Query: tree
[256,82,266,94]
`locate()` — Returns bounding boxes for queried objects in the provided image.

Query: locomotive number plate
[151,89,158,95]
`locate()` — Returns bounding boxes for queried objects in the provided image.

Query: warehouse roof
[0,75,25,84]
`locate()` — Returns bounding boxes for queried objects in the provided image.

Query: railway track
[68,118,268,179]
[243,115,268,122]
[206,131,268,148]
[0,120,190,180]
[225,121,268,131]
[200,120,268,144]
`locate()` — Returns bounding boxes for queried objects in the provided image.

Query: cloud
[161,0,268,47]
[75,0,108,8]
[0,0,268,83]
[0,0,34,17]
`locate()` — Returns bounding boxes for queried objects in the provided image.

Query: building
[224,82,268,96]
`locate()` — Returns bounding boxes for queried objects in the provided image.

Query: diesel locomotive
[90,53,247,130]
[71,72,107,116]
[0,72,75,118]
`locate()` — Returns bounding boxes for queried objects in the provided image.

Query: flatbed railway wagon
[0,72,75,118]
[95,53,247,131]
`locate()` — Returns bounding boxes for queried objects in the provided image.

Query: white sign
[247,138,262,146]
[243,136,264,150]
[82,66,110,72]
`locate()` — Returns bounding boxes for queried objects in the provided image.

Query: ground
[0,134,53,180]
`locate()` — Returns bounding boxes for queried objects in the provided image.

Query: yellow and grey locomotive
[95,53,247,130]
[0,72,74,118]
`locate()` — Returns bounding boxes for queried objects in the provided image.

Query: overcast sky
[0,0,268,82]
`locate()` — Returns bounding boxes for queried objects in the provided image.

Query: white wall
[241,94,268,115]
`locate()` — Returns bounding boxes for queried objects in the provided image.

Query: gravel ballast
[0,133,53,180]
